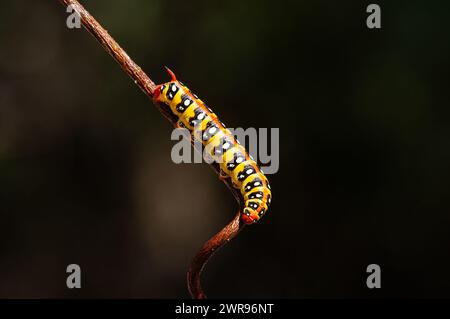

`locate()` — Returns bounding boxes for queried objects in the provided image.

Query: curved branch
[58,0,246,299]
[187,143,246,299]
[187,211,245,299]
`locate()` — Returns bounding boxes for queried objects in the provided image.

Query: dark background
[0,0,449,298]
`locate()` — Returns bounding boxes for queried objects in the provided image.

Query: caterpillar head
[242,208,260,225]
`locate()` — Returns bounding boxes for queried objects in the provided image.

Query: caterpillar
[153,68,272,224]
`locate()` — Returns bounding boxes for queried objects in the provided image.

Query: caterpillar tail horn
[164,66,177,81]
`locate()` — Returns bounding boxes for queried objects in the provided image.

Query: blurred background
[0,0,449,298]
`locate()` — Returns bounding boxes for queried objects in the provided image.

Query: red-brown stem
[59,0,157,97]
[187,211,244,299]
[58,0,246,298]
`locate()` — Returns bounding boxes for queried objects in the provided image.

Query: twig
[187,211,244,299]
[58,0,246,298]
[59,0,156,96]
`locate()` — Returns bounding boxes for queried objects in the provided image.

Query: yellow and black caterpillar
[153,68,271,224]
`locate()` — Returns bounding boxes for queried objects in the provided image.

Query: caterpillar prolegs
[153,68,272,224]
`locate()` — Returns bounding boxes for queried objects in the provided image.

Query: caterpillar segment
[153,68,271,224]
